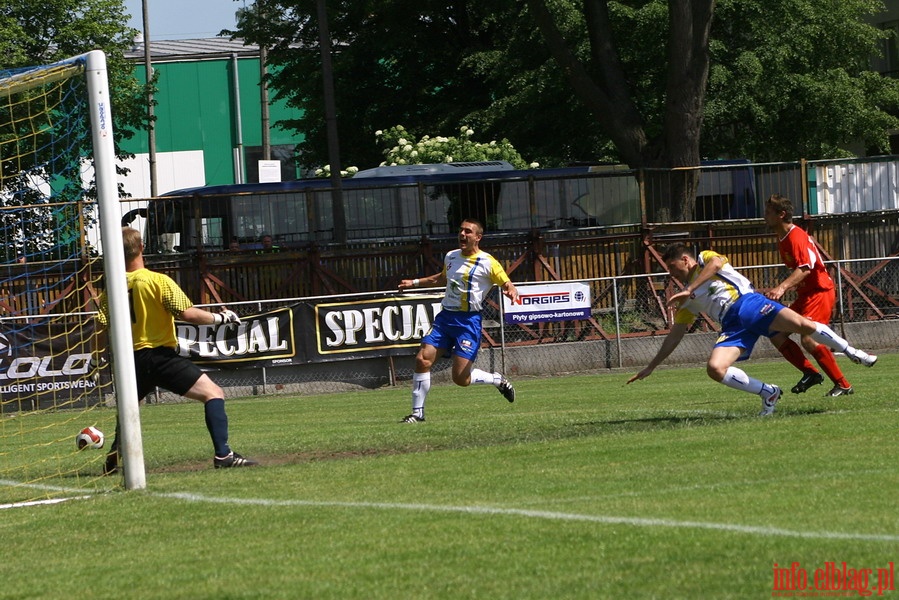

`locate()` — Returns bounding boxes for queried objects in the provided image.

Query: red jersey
[778,225,833,295]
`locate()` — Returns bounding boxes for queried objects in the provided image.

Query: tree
[703,0,899,161]
[462,1,899,168]
[233,0,522,171]
[234,0,899,221]
[0,0,149,259]
[376,124,532,169]
[0,0,147,153]
[524,0,713,220]
[508,0,899,219]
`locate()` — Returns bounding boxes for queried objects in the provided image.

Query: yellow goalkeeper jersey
[98,268,193,350]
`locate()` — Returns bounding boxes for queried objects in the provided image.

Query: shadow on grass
[589,404,828,429]
[147,406,834,473]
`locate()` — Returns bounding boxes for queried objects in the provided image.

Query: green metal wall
[123,57,303,186]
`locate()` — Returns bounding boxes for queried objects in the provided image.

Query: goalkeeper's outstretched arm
[179,306,241,325]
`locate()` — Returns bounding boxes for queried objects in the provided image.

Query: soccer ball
[76,426,105,450]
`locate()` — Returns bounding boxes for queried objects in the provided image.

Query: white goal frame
[1,51,146,490]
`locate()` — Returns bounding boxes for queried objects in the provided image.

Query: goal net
[0,51,143,508]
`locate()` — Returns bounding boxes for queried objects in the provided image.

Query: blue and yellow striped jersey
[441,249,510,312]
[674,250,755,325]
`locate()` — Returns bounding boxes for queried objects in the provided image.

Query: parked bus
[121,160,758,255]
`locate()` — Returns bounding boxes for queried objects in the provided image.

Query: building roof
[126,37,262,61]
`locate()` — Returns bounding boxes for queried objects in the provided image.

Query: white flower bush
[314,164,359,178]
[376,125,536,170]
[314,125,539,179]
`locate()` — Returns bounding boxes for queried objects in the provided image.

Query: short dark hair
[460,219,484,235]
[661,243,693,263]
[766,194,794,223]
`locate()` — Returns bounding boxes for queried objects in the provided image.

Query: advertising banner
[3,292,450,407]
[177,306,299,368]
[313,293,444,358]
[503,282,591,324]
[176,293,444,368]
[0,320,100,410]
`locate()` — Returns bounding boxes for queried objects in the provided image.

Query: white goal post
[83,50,146,490]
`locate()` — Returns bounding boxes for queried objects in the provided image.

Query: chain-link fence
[137,256,898,403]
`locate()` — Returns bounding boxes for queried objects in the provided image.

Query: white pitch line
[157,492,899,543]
[5,479,898,543]
[0,478,105,494]
[1,496,91,509]
[0,479,104,511]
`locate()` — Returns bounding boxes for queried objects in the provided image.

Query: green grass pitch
[3,355,897,598]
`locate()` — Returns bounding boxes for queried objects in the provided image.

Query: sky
[122,0,247,40]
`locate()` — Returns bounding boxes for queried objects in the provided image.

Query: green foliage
[313,164,358,177]
[235,0,519,170]
[459,1,614,167]
[0,0,147,151]
[370,124,536,228]
[234,0,899,171]
[0,0,150,257]
[705,0,899,160]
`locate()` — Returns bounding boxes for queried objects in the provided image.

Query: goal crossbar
[0,61,85,99]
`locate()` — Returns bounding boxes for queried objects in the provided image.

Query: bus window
[188,216,224,249]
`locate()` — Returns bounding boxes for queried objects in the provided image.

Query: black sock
[204,398,231,457]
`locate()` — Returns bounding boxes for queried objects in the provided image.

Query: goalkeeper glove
[213,309,241,325]
[88,356,106,383]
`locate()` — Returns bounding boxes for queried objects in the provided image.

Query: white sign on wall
[503,282,591,324]
[258,160,282,183]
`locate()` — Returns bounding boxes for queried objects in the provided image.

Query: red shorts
[790,289,836,324]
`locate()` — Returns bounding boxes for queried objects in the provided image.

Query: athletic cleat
[103,451,119,476]
[846,349,877,367]
[790,371,824,394]
[497,376,515,403]
[400,414,425,423]
[825,385,854,397]
[214,452,259,469]
[759,385,782,416]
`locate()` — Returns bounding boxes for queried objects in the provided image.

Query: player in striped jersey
[628,244,876,415]
[397,219,519,422]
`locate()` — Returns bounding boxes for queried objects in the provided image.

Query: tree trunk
[528,0,715,222]
[661,0,715,221]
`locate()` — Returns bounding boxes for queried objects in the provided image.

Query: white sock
[470,368,499,385]
[721,366,766,396]
[411,372,430,417]
[809,323,849,353]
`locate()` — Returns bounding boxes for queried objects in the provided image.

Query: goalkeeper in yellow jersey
[98,227,257,473]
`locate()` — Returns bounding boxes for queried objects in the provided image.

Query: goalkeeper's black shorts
[133,346,203,399]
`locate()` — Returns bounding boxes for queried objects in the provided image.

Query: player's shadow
[575,414,740,435]
[574,405,831,434]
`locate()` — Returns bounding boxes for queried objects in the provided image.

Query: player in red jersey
[763,194,854,397]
